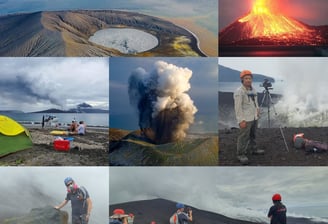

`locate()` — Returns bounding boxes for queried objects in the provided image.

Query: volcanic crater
[0,10,205,57]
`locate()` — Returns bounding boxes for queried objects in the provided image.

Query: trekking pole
[279,126,289,152]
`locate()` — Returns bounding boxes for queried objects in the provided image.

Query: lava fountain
[238,0,311,38]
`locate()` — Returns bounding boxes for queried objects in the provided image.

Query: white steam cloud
[128,60,198,144]
[273,58,328,127]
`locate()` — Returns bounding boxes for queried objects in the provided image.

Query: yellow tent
[0,115,33,157]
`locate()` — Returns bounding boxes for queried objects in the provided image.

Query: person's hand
[86,214,90,222]
[239,121,247,129]
[54,206,60,210]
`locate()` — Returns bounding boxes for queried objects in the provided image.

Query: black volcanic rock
[0,10,203,56]
[110,198,257,224]
[3,206,68,224]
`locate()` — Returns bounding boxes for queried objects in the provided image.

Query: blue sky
[110,57,218,133]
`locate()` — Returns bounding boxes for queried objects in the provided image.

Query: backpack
[169,212,179,224]
[293,133,305,149]
[77,186,88,208]
[305,140,328,153]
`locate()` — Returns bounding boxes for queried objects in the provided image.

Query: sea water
[110,113,218,134]
[219,81,285,94]
[2,112,109,128]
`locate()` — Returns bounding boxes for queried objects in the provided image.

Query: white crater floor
[89,28,159,54]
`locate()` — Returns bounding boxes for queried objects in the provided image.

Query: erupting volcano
[219,0,328,56]
[128,61,197,144]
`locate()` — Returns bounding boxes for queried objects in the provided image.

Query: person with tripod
[234,70,264,165]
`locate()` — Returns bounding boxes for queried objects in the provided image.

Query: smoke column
[128,60,198,144]
[273,58,328,127]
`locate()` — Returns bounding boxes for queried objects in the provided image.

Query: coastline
[161,17,218,56]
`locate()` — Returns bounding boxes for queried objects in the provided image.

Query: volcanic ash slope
[0,10,203,57]
[109,129,218,166]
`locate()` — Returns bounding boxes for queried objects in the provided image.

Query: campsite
[0,115,109,166]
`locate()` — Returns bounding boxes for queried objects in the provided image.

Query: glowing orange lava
[238,0,311,38]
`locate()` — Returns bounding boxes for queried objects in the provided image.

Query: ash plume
[0,72,64,108]
[128,61,197,144]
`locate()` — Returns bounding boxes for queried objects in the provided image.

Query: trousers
[237,120,257,156]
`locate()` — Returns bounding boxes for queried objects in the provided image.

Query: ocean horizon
[2,112,109,128]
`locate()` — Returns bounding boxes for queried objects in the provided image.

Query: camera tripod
[259,86,289,151]
[259,87,277,128]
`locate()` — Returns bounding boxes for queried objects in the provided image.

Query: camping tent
[0,115,33,157]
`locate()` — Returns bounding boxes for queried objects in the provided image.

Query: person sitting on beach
[68,120,78,132]
[77,121,86,135]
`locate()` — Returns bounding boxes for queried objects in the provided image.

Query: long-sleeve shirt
[234,85,259,124]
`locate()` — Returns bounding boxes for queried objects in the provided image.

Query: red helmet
[240,70,253,79]
[272,193,282,201]
[113,209,125,215]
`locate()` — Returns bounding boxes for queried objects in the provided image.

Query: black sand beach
[0,128,108,166]
[110,198,328,224]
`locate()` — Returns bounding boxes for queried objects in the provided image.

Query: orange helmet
[272,193,282,201]
[240,70,253,79]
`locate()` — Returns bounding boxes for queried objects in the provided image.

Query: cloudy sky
[0,57,109,112]
[109,57,218,133]
[0,0,216,16]
[219,0,328,29]
[0,167,108,223]
[219,57,328,127]
[109,167,328,222]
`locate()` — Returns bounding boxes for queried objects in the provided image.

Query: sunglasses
[66,182,73,187]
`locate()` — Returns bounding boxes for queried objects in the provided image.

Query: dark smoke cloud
[0,57,109,112]
[0,73,64,107]
[128,61,198,144]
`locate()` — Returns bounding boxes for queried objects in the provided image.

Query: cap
[64,177,73,186]
[176,203,185,209]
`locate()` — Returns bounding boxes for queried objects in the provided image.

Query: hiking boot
[237,155,249,165]
[251,149,265,155]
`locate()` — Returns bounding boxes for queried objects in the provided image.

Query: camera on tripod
[260,78,273,90]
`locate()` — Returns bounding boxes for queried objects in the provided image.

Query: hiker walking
[268,193,287,224]
[234,70,264,165]
[170,203,193,224]
[55,177,92,224]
